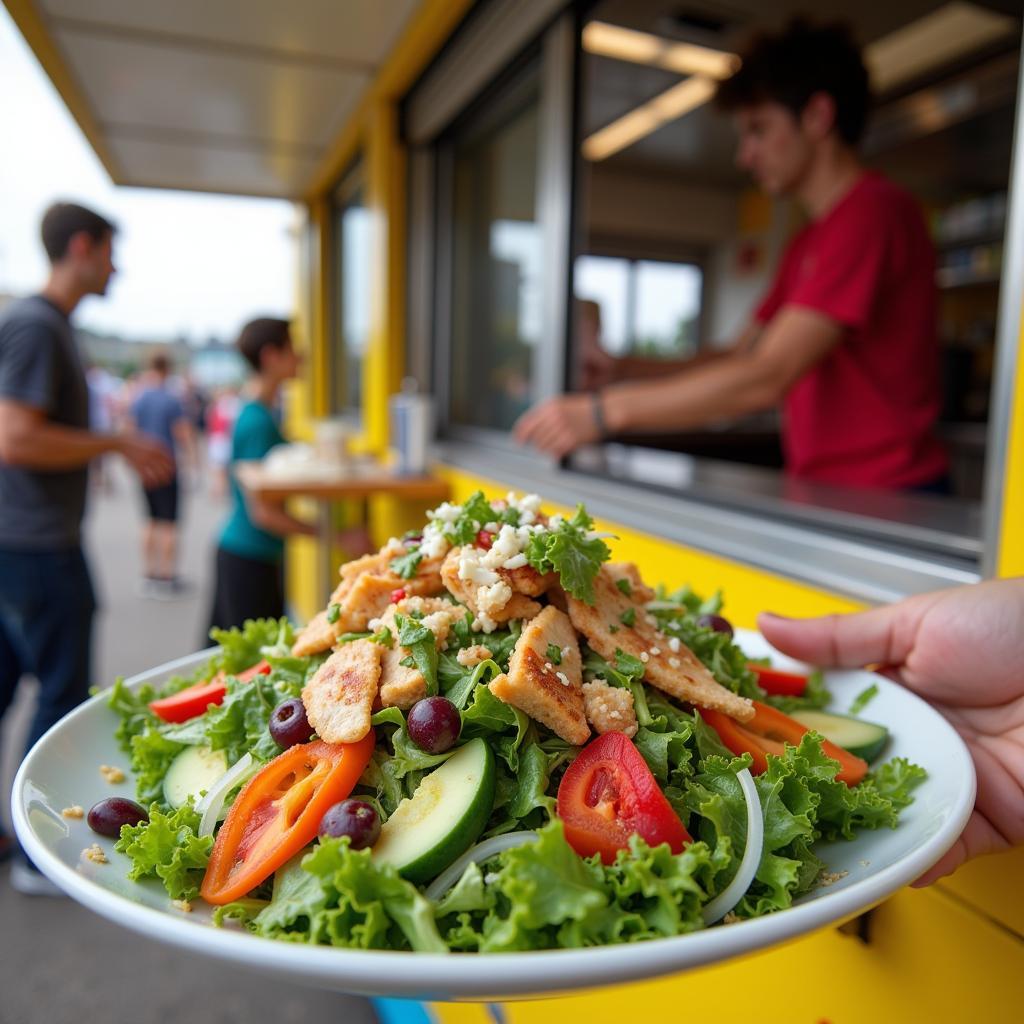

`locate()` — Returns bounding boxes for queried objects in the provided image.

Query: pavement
[0,462,379,1024]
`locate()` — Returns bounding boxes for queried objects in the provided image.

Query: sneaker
[9,859,65,898]
[154,577,192,600]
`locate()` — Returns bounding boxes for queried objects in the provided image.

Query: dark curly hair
[715,19,871,145]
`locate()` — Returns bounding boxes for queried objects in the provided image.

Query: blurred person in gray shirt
[0,201,174,893]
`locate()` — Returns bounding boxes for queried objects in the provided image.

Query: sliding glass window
[331,162,371,415]
[446,67,543,433]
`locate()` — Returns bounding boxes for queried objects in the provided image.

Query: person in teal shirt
[206,318,315,633]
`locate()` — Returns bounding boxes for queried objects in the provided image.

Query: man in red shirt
[515,20,949,492]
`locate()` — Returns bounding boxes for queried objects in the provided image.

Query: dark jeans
[206,546,284,642]
[0,546,96,760]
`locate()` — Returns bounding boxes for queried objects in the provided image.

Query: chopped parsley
[546,643,562,666]
[370,625,394,648]
[619,607,636,628]
[395,613,439,697]
[326,603,341,624]
[849,683,879,715]
[615,577,632,596]
[390,548,423,580]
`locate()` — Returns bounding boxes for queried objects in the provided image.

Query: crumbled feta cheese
[544,662,554,672]
[428,501,463,524]
[561,646,571,659]
[502,553,528,570]
[645,614,658,626]
[639,652,649,663]
[458,548,500,586]
[368,617,383,633]
[668,637,681,653]
[556,672,570,687]
[669,656,681,669]
[649,646,661,656]
[476,580,512,618]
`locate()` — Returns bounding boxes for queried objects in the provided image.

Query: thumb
[757,604,913,669]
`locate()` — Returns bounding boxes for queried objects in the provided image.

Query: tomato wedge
[200,734,375,905]
[748,663,808,697]
[149,660,270,723]
[557,731,691,863]
[701,700,868,786]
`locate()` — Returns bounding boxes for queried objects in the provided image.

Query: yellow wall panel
[936,845,1024,939]
[996,318,1024,577]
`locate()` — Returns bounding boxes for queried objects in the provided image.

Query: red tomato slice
[148,660,270,723]
[200,734,375,905]
[748,663,808,697]
[557,731,691,863]
[701,700,868,786]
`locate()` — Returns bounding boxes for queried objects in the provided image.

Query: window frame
[329,157,369,421]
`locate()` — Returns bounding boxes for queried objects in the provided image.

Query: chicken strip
[489,605,589,744]
[302,638,382,744]
[567,566,754,722]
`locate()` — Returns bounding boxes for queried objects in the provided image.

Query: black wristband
[591,391,608,439]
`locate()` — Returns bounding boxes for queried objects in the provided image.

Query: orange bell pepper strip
[701,700,868,786]
[200,733,376,905]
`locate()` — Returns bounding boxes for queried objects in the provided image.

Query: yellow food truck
[8,0,1023,1019]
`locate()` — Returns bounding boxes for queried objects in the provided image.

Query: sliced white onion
[701,767,763,925]
[196,753,259,838]
[425,831,538,903]
[643,601,687,611]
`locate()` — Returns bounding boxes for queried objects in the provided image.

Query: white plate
[12,631,975,1001]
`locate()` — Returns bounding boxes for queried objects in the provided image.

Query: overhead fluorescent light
[582,75,718,161]
[583,21,739,80]
[866,2,1018,93]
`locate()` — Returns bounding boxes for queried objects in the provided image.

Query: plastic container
[389,379,434,475]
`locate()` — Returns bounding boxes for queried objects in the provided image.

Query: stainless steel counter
[438,440,981,604]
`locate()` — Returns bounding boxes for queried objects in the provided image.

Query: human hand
[116,433,175,488]
[513,394,601,459]
[758,579,1024,886]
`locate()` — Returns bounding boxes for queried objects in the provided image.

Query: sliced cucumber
[372,738,495,884]
[163,746,229,809]
[792,710,889,762]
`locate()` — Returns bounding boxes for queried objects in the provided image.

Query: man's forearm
[601,353,782,435]
[0,420,119,470]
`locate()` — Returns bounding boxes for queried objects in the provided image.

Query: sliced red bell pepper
[748,663,808,697]
[200,734,375,905]
[557,731,691,863]
[701,700,868,786]
[148,660,271,723]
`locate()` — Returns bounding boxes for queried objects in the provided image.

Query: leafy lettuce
[524,505,610,604]
[114,802,213,901]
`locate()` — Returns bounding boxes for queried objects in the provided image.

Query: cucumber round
[372,738,495,884]
[792,709,889,762]
[163,746,228,809]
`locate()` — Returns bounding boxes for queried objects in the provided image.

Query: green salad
[101,492,925,954]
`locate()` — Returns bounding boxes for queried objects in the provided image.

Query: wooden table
[235,460,450,597]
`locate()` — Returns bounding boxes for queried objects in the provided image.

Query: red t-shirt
[756,172,948,489]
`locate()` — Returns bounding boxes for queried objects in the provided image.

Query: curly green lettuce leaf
[524,505,611,604]
[128,727,188,806]
[114,802,213,901]
[208,617,291,674]
[436,821,721,952]
[244,840,447,952]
